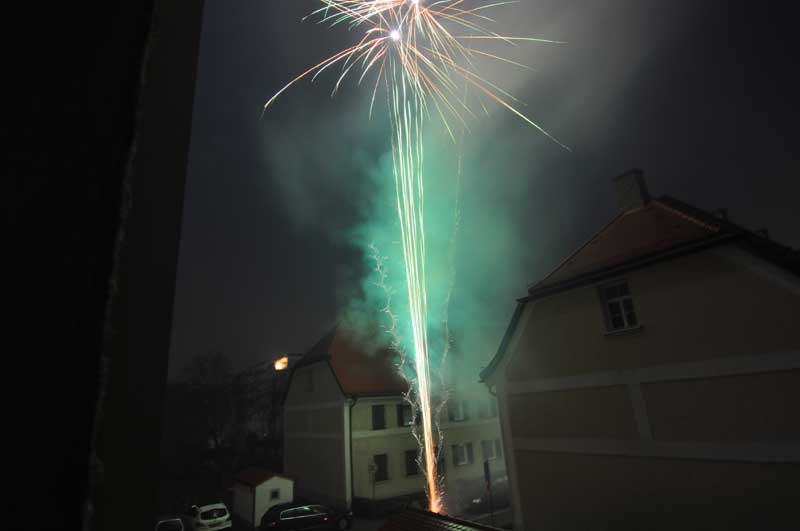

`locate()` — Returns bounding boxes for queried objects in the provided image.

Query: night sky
[168,1,800,378]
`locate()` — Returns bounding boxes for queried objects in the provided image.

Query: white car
[189,502,233,531]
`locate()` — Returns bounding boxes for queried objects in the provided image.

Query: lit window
[452,442,474,466]
[372,405,386,430]
[600,280,639,331]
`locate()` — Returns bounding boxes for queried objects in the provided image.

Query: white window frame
[601,280,639,331]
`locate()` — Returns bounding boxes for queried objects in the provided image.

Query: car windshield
[200,508,227,520]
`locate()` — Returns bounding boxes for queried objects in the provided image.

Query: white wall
[255,477,294,525]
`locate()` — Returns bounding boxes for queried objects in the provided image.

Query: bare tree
[182,352,234,449]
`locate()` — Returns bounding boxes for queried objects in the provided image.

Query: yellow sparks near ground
[264,0,565,512]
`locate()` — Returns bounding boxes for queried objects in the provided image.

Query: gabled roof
[293,324,409,397]
[234,467,291,487]
[527,195,799,299]
[379,509,505,531]
[479,194,800,382]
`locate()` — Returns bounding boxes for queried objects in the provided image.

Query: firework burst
[264,0,565,513]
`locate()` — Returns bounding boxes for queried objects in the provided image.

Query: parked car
[155,514,189,531]
[259,502,353,530]
[188,502,233,531]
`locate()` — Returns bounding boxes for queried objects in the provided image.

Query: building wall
[284,362,348,509]
[505,247,800,381]
[351,395,505,515]
[493,246,800,530]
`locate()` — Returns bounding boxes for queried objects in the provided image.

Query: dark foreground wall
[6,1,204,530]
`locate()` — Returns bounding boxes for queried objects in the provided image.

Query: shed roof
[234,467,292,487]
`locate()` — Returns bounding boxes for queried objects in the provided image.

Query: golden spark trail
[263,1,567,513]
[388,55,443,509]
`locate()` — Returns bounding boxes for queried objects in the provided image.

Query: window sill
[604,324,644,337]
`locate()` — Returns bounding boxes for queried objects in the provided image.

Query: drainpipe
[348,396,358,511]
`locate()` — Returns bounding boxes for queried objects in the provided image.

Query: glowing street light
[273,356,289,371]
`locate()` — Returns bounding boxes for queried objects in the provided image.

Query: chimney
[613,168,650,211]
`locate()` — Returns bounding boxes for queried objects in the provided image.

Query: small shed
[233,468,294,528]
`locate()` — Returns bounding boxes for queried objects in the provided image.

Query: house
[480,169,800,531]
[232,468,294,529]
[283,325,506,517]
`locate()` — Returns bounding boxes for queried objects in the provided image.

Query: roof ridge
[652,196,723,232]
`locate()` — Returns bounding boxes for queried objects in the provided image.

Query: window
[372,405,386,430]
[477,400,489,419]
[396,404,414,427]
[489,399,498,417]
[200,508,228,520]
[495,439,503,458]
[481,440,496,461]
[282,507,311,520]
[447,400,469,422]
[452,442,473,466]
[373,453,389,481]
[270,488,280,500]
[405,449,419,476]
[601,280,639,331]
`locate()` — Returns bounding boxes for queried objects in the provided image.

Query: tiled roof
[234,467,291,487]
[296,325,409,397]
[529,195,799,296]
[379,509,506,531]
[531,197,721,291]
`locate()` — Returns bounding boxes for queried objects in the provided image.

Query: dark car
[259,502,352,530]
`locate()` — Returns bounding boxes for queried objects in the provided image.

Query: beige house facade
[481,170,800,531]
[283,327,506,517]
